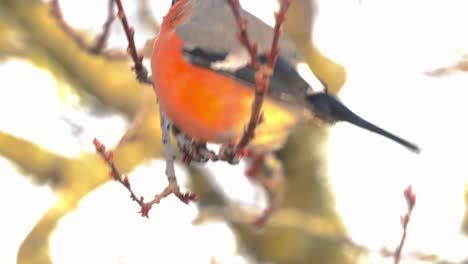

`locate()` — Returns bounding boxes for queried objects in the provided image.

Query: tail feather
[307,93,420,153]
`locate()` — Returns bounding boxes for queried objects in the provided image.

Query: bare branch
[93,138,145,208]
[93,138,144,207]
[222,0,292,162]
[113,0,149,83]
[49,0,88,51]
[50,0,115,55]
[394,185,416,264]
[89,0,115,53]
[93,137,197,218]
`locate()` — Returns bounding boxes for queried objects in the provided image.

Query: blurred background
[1,0,467,263]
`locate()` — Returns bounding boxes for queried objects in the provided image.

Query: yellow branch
[283,0,346,94]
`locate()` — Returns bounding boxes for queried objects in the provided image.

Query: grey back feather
[175,0,314,108]
[176,0,299,66]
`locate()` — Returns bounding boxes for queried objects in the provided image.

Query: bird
[151,0,420,154]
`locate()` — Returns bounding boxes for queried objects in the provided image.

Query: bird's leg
[94,109,197,217]
[219,142,244,165]
[172,127,246,164]
[172,126,220,163]
[149,109,198,207]
[244,152,285,227]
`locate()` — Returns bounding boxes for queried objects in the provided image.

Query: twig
[93,138,145,208]
[382,247,460,264]
[226,0,261,71]
[97,0,190,214]
[244,152,285,227]
[50,0,115,55]
[90,0,115,53]
[113,0,149,83]
[54,0,195,215]
[93,0,293,221]
[50,0,88,51]
[224,0,292,160]
[394,185,416,264]
[93,137,197,218]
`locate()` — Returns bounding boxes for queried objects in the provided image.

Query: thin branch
[90,0,196,218]
[226,0,261,71]
[224,0,292,161]
[196,194,456,264]
[382,247,460,264]
[90,0,115,53]
[93,138,145,208]
[50,0,88,51]
[113,0,149,83]
[93,137,197,218]
[394,185,416,264]
[94,0,292,221]
[50,0,115,55]
[244,152,285,227]
[196,203,458,264]
[113,0,197,208]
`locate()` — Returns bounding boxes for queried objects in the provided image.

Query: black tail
[307,93,420,153]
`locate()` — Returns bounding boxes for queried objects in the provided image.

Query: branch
[113,0,149,83]
[244,152,285,227]
[93,138,197,217]
[93,138,145,208]
[381,247,460,264]
[95,0,197,217]
[226,0,261,71]
[50,0,115,55]
[394,185,416,264]
[51,0,157,62]
[49,0,87,51]
[224,0,292,160]
[0,131,67,186]
[89,0,115,53]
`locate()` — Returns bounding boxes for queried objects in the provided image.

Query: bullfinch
[151,0,419,154]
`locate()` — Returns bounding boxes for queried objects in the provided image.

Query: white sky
[1,0,467,263]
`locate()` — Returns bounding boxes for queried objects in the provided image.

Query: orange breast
[151,30,252,143]
[151,29,304,147]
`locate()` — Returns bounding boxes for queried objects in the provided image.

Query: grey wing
[175,0,312,105]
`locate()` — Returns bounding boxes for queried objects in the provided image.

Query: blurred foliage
[282,0,346,94]
[425,58,468,76]
[0,0,359,263]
